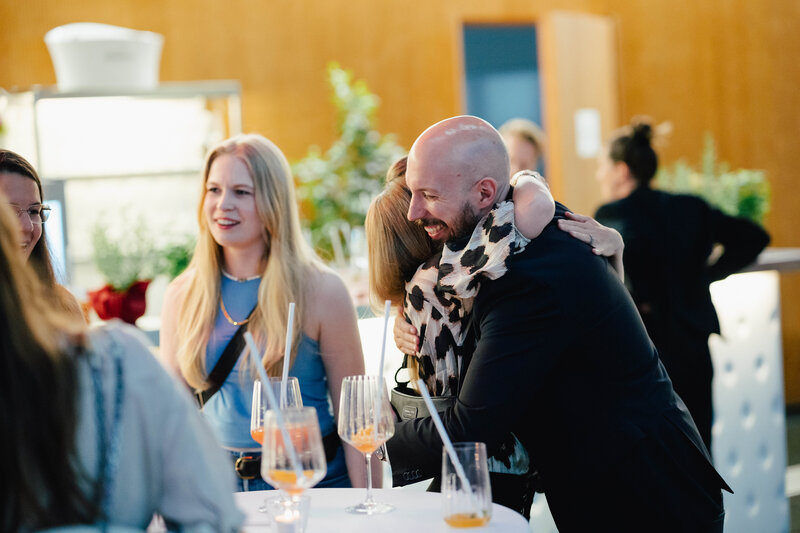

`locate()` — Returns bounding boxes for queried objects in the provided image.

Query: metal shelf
[10,80,242,101]
[0,80,243,288]
[42,169,204,182]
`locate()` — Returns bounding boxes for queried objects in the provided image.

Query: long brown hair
[366,157,435,385]
[365,156,436,310]
[0,195,97,529]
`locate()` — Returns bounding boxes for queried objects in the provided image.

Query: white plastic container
[44,23,164,92]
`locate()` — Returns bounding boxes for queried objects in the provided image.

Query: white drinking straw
[416,380,474,496]
[372,300,393,431]
[281,302,296,409]
[244,331,303,481]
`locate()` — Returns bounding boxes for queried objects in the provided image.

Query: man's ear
[475,177,498,209]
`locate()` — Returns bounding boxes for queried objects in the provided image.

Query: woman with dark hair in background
[0,149,81,317]
[0,193,243,531]
[594,117,770,453]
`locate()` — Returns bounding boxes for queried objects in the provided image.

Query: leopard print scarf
[403,200,529,395]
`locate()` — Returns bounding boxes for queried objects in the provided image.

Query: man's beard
[449,201,483,242]
[418,200,483,245]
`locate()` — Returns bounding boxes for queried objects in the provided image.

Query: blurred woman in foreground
[0,193,242,531]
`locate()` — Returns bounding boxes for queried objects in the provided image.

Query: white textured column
[710,270,789,533]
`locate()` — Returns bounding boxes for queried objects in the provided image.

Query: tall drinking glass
[261,406,327,499]
[337,375,395,514]
[250,377,302,445]
[441,442,492,527]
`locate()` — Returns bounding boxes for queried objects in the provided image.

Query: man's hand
[393,305,419,355]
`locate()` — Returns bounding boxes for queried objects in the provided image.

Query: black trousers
[649,326,714,454]
[545,432,725,533]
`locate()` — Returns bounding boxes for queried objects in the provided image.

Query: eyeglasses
[9,204,51,224]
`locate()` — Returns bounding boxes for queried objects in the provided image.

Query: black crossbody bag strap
[195,322,250,408]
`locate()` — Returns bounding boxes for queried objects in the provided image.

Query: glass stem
[364,452,374,504]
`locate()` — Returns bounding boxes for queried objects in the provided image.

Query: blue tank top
[202,276,337,450]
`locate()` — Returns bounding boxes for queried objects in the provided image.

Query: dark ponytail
[608,118,658,186]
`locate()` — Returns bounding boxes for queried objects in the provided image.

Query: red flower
[88,280,151,325]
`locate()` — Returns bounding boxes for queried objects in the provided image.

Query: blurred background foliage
[92,216,194,290]
[656,133,770,226]
[293,63,405,263]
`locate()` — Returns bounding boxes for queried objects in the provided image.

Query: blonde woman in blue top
[160,134,370,491]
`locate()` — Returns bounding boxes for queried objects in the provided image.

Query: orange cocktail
[251,427,264,444]
[444,512,491,528]
[266,468,317,496]
[350,425,383,454]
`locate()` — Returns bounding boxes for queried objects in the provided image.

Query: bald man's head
[405,116,511,243]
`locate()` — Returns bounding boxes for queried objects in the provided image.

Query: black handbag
[390,354,455,420]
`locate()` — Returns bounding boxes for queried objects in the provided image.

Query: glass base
[345,501,395,515]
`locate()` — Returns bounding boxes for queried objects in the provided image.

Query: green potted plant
[655,133,770,225]
[293,63,405,263]
[158,236,195,280]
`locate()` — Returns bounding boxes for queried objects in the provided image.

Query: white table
[235,488,529,532]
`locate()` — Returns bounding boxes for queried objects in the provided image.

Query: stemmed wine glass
[250,376,303,445]
[337,375,395,514]
[261,406,327,499]
[251,377,303,513]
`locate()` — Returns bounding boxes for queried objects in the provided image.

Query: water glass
[262,493,311,533]
[441,442,492,527]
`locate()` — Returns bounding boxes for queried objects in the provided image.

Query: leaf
[654,133,770,225]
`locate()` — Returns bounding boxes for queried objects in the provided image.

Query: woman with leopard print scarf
[366,157,624,397]
[366,156,624,482]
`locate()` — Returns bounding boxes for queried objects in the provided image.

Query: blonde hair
[175,134,321,390]
[499,118,546,157]
[365,156,435,310]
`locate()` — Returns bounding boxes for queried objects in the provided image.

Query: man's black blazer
[387,203,731,531]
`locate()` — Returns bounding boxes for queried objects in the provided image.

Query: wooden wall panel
[1,0,798,402]
[0,0,594,156]
[539,11,618,216]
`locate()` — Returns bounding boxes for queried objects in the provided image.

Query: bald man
[386,116,730,532]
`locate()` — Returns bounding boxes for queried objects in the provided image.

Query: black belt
[234,431,342,480]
